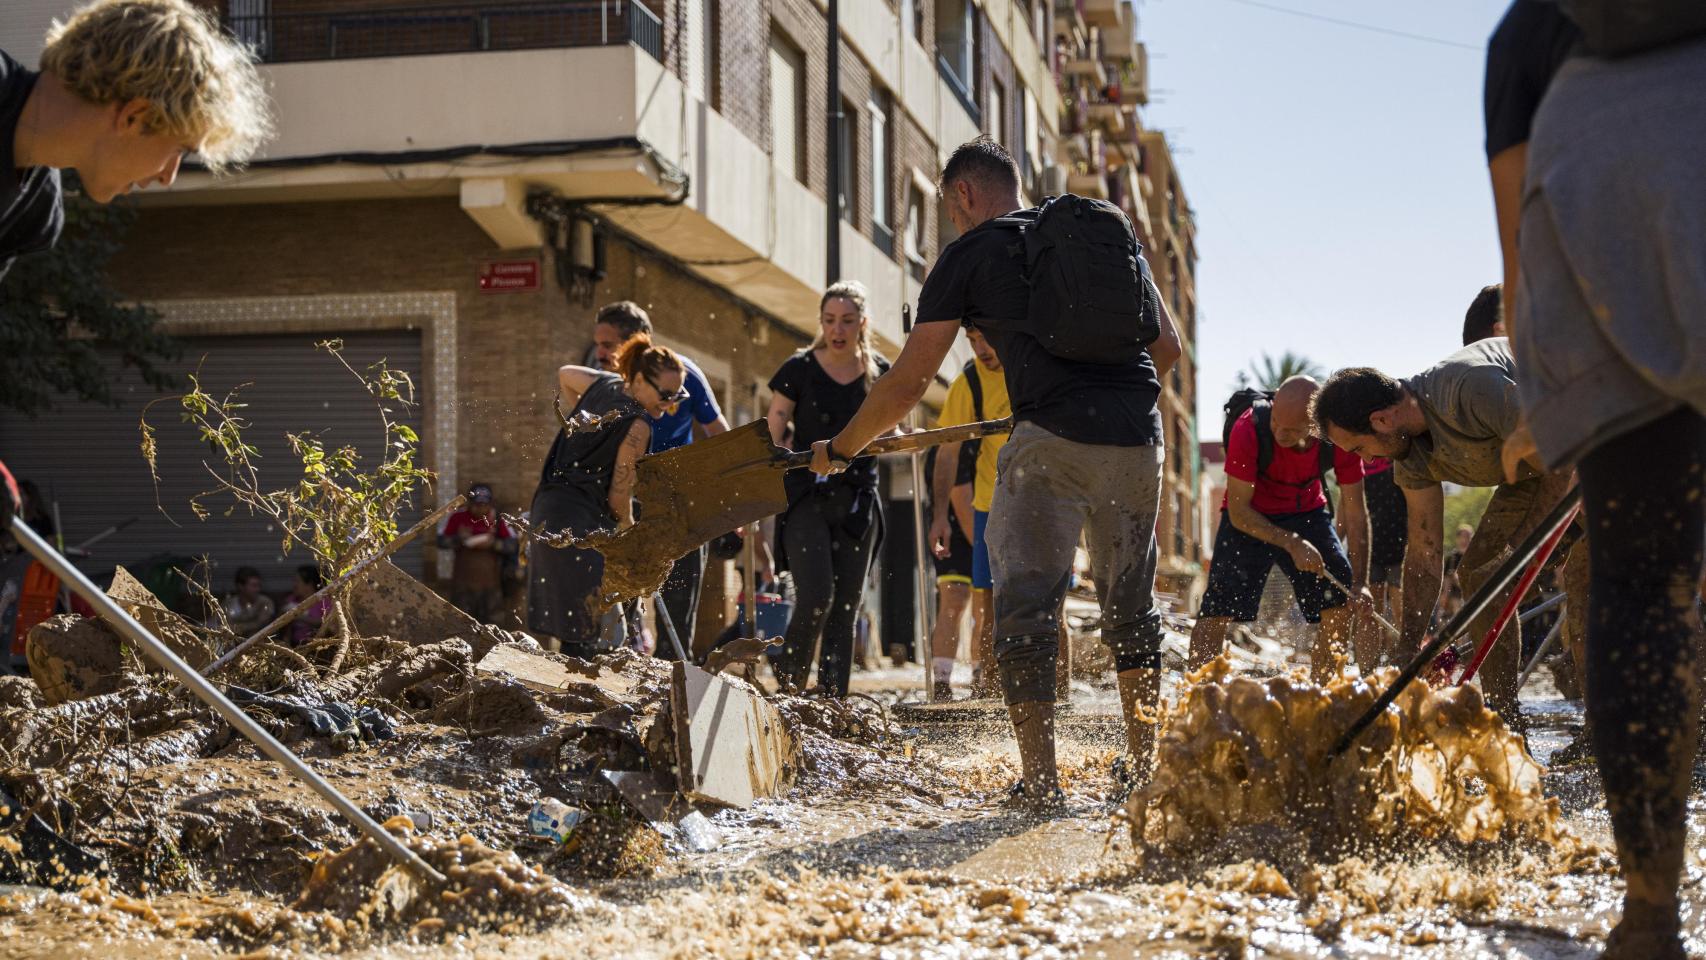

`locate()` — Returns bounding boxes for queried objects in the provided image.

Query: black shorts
[1199,508,1353,623]
[933,518,973,585]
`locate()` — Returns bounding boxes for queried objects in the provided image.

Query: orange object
[12,562,59,656]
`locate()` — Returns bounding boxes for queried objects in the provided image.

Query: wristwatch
[825,439,854,470]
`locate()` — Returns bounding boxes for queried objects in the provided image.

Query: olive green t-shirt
[1393,338,1540,490]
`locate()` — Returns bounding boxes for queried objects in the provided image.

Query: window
[902,0,925,44]
[936,0,974,91]
[684,0,714,102]
[869,91,891,235]
[905,183,927,281]
[838,97,857,224]
[769,31,805,184]
[989,77,1006,147]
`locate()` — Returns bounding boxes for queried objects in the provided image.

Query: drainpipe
[826,0,842,284]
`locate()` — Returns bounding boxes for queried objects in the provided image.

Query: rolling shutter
[0,331,426,595]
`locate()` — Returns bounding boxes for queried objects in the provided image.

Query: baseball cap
[469,483,494,504]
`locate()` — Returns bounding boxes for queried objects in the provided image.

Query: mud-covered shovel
[585,417,1012,606]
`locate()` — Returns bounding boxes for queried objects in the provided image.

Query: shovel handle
[780,419,1013,469]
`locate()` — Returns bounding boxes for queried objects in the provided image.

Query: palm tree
[1247,351,1326,392]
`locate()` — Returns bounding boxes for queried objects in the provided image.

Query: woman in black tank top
[527,334,687,656]
[765,282,890,697]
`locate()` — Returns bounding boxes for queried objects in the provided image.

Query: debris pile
[1126,657,1571,858]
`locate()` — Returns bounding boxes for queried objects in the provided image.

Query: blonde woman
[528,335,687,657]
[0,0,272,277]
[765,281,890,696]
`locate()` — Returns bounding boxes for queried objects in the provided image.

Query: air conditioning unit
[1042,165,1069,198]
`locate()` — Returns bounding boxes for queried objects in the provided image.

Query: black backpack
[998,194,1159,365]
[1555,0,1706,57]
[1221,388,1338,513]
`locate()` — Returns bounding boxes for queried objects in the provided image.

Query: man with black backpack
[809,136,1180,810]
[1189,377,1371,681]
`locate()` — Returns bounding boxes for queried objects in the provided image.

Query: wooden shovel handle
[780,419,1012,468]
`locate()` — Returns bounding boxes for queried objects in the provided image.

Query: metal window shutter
[0,331,426,595]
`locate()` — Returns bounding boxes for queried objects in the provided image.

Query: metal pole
[653,591,690,662]
[205,496,464,676]
[826,0,842,284]
[602,0,609,45]
[1517,615,1567,693]
[1518,591,1566,624]
[743,522,759,639]
[9,521,446,885]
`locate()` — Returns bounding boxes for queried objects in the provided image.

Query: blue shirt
[649,355,722,453]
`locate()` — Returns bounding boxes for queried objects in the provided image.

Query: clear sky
[1135,0,1511,438]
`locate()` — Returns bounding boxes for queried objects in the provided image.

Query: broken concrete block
[669,663,796,809]
[476,643,645,702]
[346,559,478,645]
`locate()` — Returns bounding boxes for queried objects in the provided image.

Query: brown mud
[0,604,1702,958]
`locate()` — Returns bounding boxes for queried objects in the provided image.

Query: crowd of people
[0,0,1702,953]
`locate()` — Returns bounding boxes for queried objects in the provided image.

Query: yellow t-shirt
[935,361,1011,512]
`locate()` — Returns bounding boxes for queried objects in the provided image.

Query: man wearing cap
[437,484,517,625]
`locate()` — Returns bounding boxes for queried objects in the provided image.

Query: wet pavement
[0,630,1702,959]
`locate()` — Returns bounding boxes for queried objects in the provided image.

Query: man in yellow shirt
[928,328,1010,697]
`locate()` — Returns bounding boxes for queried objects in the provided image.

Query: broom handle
[780,419,1013,469]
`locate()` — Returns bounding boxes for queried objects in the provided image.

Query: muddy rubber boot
[931,680,953,703]
[0,785,108,891]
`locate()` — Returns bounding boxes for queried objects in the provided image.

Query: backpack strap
[964,360,984,423]
[1252,402,1277,480]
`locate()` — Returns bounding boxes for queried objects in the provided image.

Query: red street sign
[478,259,540,293]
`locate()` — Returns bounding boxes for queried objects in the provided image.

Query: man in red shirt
[1190,377,1371,680]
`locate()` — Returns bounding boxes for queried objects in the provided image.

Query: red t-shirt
[442,510,512,541]
[1222,409,1365,515]
[1362,456,1393,476]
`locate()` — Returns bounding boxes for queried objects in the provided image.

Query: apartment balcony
[226,0,664,65]
[1068,165,1110,200]
[1087,99,1126,135]
[1054,0,1088,43]
[1083,0,1126,30]
[1116,45,1149,105]
[1059,44,1107,87]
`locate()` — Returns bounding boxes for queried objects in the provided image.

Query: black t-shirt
[769,350,892,497]
[1484,1,1580,159]
[0,49,63,282]
[914,208,1162,447]
[537,373,646,495]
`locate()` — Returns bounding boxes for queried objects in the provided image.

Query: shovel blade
[593,420,792,605]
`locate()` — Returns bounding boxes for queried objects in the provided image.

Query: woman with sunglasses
[766,281,891,696]
[527,334,688,656]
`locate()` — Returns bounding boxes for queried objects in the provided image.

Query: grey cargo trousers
[986,421,1165,704]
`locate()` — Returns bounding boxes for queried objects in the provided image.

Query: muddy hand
[810,439,847,477]
[1288,538,1326,574]
[929,516,952,558]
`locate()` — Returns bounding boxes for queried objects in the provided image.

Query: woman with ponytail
[528,334,688,655]
[765,281,890,696]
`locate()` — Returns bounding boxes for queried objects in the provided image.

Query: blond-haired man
[1,0,271,278]
[0,0,272,890]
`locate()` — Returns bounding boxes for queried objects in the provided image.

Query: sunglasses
[645,375,691,405]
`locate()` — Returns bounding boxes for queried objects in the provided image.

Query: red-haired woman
[527,334,688,656]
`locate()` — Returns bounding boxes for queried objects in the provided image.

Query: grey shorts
[1519,39,1706,468]
[985,421,1164,703]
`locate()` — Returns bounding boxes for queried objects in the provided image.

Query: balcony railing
[225,0,664,65]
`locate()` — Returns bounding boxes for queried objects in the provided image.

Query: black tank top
[537,374,646,493]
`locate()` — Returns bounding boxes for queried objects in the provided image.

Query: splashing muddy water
[0,645,1701,958]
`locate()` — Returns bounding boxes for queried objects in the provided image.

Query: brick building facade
[0,0,1203,642]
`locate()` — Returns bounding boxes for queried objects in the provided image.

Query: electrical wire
[1217,0,1483,51]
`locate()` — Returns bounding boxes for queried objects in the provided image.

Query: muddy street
[0,595,1699,960]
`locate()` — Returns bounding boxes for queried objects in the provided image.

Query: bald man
[1191,377,1371,681]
